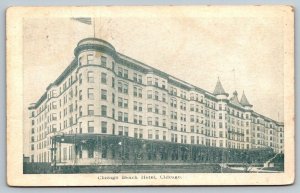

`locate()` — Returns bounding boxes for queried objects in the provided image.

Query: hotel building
[27,38,284,165]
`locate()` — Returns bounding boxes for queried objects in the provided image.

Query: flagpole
[233,68,236,91]
[93,17,96,38]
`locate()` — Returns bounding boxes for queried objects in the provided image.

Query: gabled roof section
[240,91,252,107]
[213,78,228,96]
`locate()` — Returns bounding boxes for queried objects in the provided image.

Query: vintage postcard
[6,6,294,186]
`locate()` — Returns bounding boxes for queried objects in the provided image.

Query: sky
[23,8,285,153]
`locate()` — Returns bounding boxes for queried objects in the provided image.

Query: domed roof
[74,37,116,57]
[77,37,116,51]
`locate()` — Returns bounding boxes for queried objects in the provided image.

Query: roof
[230,91,242,107]
[213,78,228,96]
[240,91,252,107]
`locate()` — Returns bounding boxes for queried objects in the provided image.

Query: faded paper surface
[6,6,294,186]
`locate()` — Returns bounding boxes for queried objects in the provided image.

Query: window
[191,136,195,144]
[219,122,223,128]
[189,125,194,133]
[133,87,138,97]
[112,77,115,88]
[118,126,123,135]
[219,131,223,137]
[162,81,166,89]
[163,131,166,140]
[134,101,138,111]
[88,105,94,115]
[118,112,123,121]
[138,75,142,83]
[170,98,177,107]
[87,54,93,64]
[118,82,122,92]
[162,106,166,115]
[147,90,152,99]
[88,121,94,133]
[112,61,115,71]
[124,113,128,122]
[162,94,166,102]
[219,113,222,119]
[112,93,115,104]
[139,103,143,112]
[101,56,107,67]
[138,88,142,98]
[79,90,82,100]
[148,130,153,139]
[154,78,158,86]
[155,91,159,100]
[171,133,174,142]
[101,105,107,116]
[112,108,115,119]
[147,104,152,112]
[139,116,143,125]
[79,122,82,133]
[101,72,107,84]
[79,106,82,116]
[87,71,94,83]
[155,105,159,113]
[123,84,128,94]
[101,121,107,133]
[134,128,138,138]
[147,77,152,85]
[118,97,125,108]
[190,115,194,122]
[155,130,159,139]
[124,69,128,78]
[124,127,128,136]
[79,73,82,84]
[112,124,115,135]
[162,119,166,127]
[134,115,138,123]
[101,89,107,100]
[155,117,159,126]
[148,117,152,125]
[133,73,138,82]
[139,129,143,138]
[123,99,128,108]
[118,67,123,76]
[88,88,94,100]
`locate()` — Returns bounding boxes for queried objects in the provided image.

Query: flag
[71,17,92,25]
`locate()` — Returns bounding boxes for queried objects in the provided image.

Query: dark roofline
[118,52,210,95]
[228,101,246,111]
[30,59,77,109]
[77,37,116,51]
[252,111,284,126]
[54,59,77,86]
[29,92,47,110]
